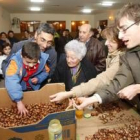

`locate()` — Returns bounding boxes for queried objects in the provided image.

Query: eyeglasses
[118,20,140,34]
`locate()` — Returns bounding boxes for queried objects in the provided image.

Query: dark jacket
[85,37,106,74]
[97,46,140,111]
[51,58,97,91]
[8,37,19,46]
[2,38,57,78]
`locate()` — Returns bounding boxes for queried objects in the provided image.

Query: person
[0,43,11,75]
[0,32,11,46]
[55,29,73,63]
[72,3,140,111]
[90,28,99,39]
[50,25,125,102]
[78,24,106,74]
[2,23,57,79]
[22,30,32,40]
[8,30,19,46]
[5,42,49,115]
[51,40,97,91]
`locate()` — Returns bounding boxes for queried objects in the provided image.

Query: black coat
[51,57,97,91]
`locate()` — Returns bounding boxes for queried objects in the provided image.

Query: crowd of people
[0,2,140,117]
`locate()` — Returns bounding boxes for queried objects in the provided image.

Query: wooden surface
[76,102,140,140]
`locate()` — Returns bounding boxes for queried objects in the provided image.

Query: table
[76,101,140,140]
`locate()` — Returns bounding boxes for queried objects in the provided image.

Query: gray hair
[36,23,55,36]
[64,40,87,60]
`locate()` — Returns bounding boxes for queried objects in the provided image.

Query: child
[0,43,11,75]
[5,42,50,116]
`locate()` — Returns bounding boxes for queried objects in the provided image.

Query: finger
[50,98,58,102]
[50,94,57,99]
[72,99,82,110]
[23,110,28,116]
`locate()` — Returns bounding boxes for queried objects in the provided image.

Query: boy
[5,42,49,115]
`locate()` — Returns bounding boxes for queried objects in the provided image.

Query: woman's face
[105,39,118,53]
[66,50,81,67]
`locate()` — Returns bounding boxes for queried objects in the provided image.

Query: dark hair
[36,23,55,36]
[116,3,140,26]
[8,30,14,35]
[22,42,41,60]
[0,32,7,37]
[90,28,99,38]
[65,29,70,32]
[102,24,125,51]
[1,43,11,55]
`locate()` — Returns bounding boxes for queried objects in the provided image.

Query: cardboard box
[0,83,76,140]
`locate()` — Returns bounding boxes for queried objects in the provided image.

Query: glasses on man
[118,20,140,34]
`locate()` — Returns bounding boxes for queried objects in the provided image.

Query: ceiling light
[82,9,92,13]
[101,2,113,6]
[30,0,44,2]
[30,7,41,11]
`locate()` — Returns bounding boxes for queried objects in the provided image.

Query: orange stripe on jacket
[45,64,50,73]
[6,60,18,76]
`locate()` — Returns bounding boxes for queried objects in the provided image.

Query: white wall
[0,6,11,33]
[11,13,95,33]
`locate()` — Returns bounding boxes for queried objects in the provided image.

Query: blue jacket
[5,49,49,102]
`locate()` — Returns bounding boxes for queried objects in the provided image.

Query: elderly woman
[50,24,125,103]
[51,40,97,91]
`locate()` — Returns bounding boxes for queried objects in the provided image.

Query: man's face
[35,31,53,52]
[118,17,140,49]
[79,26,91,43]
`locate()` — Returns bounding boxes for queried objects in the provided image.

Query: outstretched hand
[17,101,28,116]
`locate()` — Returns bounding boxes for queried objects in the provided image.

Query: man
[78,24,106,74]
[74,3,140,112]
[2,23,57,78]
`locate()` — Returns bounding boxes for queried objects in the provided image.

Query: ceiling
[0,0,139,15]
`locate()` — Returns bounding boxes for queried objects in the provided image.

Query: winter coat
[5,50,49,102]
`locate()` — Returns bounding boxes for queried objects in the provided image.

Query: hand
[50,92,70,103]
[31,78,38,84]
[72,97,94,110]
[17,101,28,116]
[117,85,138,100]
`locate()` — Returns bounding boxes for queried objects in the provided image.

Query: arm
[35,65,49,84]
[5,60,28,115]
[96,55,135,104]
[94,41,106,73]
[46,47,57,78]
[5,60,23,101]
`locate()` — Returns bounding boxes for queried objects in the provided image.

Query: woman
[50,24,125,103]
[51,40,97,91]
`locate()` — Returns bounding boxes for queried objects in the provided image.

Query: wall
[11,13,95,33]
[94,10,119,28]
[0,6,11,33]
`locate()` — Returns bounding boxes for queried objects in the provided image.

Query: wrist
[66,91,74,98]
[135,84,140,93]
